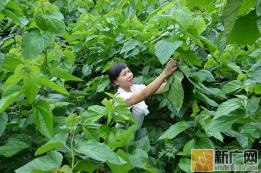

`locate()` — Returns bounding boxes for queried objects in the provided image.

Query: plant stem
[70,133,75,170]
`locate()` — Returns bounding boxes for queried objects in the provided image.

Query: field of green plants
[0,0,260,172]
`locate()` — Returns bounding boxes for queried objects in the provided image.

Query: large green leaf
[0,134,31,157]
[159,121,192,140]
[178,158,192,173]
[248,59,261,82]
[15,151,63,173]
[0,89,23,113]
[245,96,260,117]
[33,99,53,138]
[182,139,194,155]
[221,80,242,94]
[194,90,218,107]
[240,122,261,146]
[257,0,261,33]
[191,70,215,83]
[49,68,82,81]
[23,73,40,104]
[210,111,245,133]
[35,133,68,156]
[154,40,182,65]
[2,56,23,72]
[3,64,23,89]
[75,139,127,165]
[214,98,242,119]
[0,112,8,137]
[257,0,261,16]
[0,0,9,11]
[35,13,65,35]
[38,77,69,95]
[167,71,184,112]
[194,137,215,149]
[178,49,202,66]
[228,10,260,45]
[107,149,153,173]
[225,130,248,148]
[238,0,256,16]
[22,28,51,59]
[1,9,28,26]
[223,0,243,36]
[173,8,193,30]
[120,39,141,54]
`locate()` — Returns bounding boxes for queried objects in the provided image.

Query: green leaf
[194,90,218,107]
[23,73,40,103]
[0,134,31,157]
[257,0,261,34]
[228,10,260,45]
[221,80,242,93]
[33,99,53,138]
[159,121,191,140]
[38,77,69,95]
[35,133,68,156]
[49,68,82,81]
[1,9,28,26]
[108,125,136,148]
[145,2,176,22]
[2,56,23,72]
[238,0,256,16]
[96,77,110,92]
[210,111,245,133]
[246,96,260,117]
[173,8,193,30]
[0,0,9,12]
[199,36,217,52]
[35,13,65,35]
[15,151,63,173]
[75,139,127,165]
[225,130,248,148]
[223,0,243,36]
[249,59,261,82]
[191,70,215,82]
[240,122,261,146]
[154,40,182,65]
[0,112,8,137]
[182,139,194,155]
[82,64,92,77]
[193,16,206,35]
[227,62,242,74]
[257,0,261,16]
[3,64,23,89]
[0,89,23,113]
[167,71,184,112]
[22,29,51,59]
[178,50,201,66]
[88,105,107,115]
[214,98,242,119]
[120,39,141,54]
[194,137,215,149]
[178,158,192,173]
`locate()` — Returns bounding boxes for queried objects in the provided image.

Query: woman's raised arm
[125,59,177,107]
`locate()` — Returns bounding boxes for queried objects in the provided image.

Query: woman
[108,59,177,129]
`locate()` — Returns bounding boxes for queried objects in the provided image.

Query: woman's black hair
[108,62,127,85]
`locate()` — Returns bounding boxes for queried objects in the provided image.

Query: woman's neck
[119,86,131,92]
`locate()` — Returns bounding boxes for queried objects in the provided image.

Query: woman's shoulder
[131,84,146,91]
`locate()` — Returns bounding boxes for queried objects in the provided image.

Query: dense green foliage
[0,0,260,172]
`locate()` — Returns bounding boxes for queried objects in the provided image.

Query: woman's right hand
[162,58,177,77]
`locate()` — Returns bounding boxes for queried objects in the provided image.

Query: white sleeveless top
[115,84,149,129]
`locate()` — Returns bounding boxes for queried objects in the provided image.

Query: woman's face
[114,67,133,89]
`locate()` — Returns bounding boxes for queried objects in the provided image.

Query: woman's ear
[113,80,119,86]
